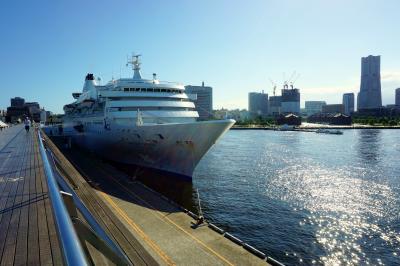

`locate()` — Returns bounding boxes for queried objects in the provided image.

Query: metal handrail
[37,130,88,266]
[47,150,131,265]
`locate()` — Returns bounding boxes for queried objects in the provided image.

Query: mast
[126,54,142,80]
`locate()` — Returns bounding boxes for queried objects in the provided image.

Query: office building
[322,104,345,114]
[342,93,355,115]
[248,91,269,118]
[185,82,213,120]
[281,87,300,115]
[6,98,43,122]
[357,55,382,110]
[396,88,400,107]
[305,101,326,116]
[10,97,25,107]
[268,96,282,116]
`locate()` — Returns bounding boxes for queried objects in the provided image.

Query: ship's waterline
[64,119,234,178]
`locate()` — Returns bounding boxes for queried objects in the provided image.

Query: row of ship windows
[123,88,183,94]
[108,107,195,112]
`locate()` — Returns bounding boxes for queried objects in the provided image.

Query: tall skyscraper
[305,101,326,116]
[342,93,355,115]
[357,55,382,110]
[248,91,268,118]
[396,88,400,107]
[185,82,213,120]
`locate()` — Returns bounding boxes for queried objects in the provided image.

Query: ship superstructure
[62,55,235,178]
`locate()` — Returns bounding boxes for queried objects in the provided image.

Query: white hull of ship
[60,119,234,179]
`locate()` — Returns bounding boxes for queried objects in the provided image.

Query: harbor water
[191,129,400,265]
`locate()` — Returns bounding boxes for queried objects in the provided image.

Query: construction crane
[290,73,301,89]
[269,78,277,96]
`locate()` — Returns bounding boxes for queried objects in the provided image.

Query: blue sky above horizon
[1,0,400,113]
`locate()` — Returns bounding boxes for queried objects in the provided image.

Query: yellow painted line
[98,190,176,266]
[106,175,235,266]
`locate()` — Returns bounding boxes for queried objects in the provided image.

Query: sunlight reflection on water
[194,129,400,265]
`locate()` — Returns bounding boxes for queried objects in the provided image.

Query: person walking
[24,117,31,133]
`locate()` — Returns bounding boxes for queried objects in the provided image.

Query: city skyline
[1,1,400,113]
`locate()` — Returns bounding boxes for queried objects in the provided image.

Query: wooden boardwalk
[0,125,62,265]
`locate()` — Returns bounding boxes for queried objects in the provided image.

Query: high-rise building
[248,91,269,118]
[357,55,382,110]
[11,97,25,107]
[268,96,282,116]
[185,82,213,120]
[305,101,326,116]
[281,87,300,115]
[342,93,355,115]
[396,88,400,107]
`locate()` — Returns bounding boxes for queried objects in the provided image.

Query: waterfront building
[185,82,213,120]
[213,108,249,121]
[40,109,52,122]
[342,93,355,115]
[281,87,300,115]
[248,91,269,118]
[305,101,326,116]
[357,55,382,110]
[11,97,25,107]
[322,104,345,114]
[0,110,6,122]
[276,113,301,126]
[307,113,352,125]
[268,96,282,116]
[6,98,43,122]
[25,102,41,121]
[396,88,400,107]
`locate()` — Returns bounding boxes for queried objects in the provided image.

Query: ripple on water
[194,130,400,265]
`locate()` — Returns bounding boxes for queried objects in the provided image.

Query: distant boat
[315,128,343,135]
[278,124,295,131]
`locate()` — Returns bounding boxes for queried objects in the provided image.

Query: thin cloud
[302,86,358,95]
[381,70,400,82]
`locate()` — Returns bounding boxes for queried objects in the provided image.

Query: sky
[1,0,400,113]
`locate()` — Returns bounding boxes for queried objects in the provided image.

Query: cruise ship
[61,55,235,179]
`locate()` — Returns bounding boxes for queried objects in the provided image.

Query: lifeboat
[63,104,75,113]
[79,99,95,108]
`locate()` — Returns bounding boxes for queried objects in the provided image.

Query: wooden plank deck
[0,125,62,265]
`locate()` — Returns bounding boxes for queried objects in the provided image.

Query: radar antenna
[126,53,143,79]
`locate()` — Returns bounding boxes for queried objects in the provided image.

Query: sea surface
[191,129,400,265]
